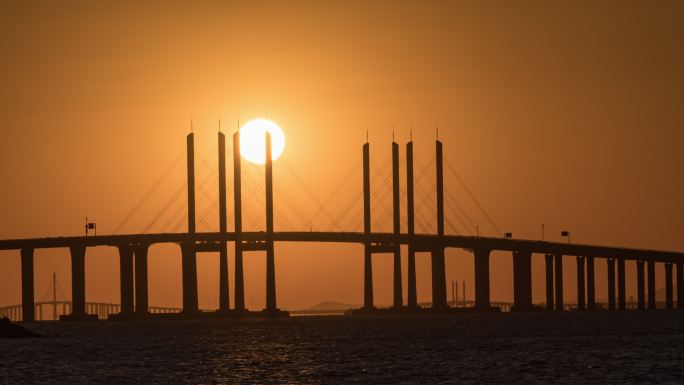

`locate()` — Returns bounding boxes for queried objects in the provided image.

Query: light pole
[561,230,570,244]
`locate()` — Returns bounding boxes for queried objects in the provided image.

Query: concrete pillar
[665,263,673,309]
[474,248,491,310]
[607,258,616,310]
[432,247,447,309]
[134,243,149,315]
[181,242,198,313]
[392,141,402,309]
[187,132,196,234]
[554,253,563,311]
[648,259,656,309]
[265,132,277,312]
[586,256,595,310]
[118,244,134,315]
[234,242,245,312]
[233,131,245,312]
[617,258,626,310]
[512,250,533,311]
[637,260,645,310]
[70,245,87,316]
[545,254,554,311]
[576,256,585,310]
[362,142,373,310]
[218,131,229,312]
[406,141,417,309]
[363,247,373,310]
[677,262,683,309]
[20,248,35,322]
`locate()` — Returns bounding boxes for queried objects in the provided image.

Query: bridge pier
[617,258,626,310]
[473,248,495,311]
[407,246,417,309]
[266,242,276,312]
[405,141,417,309]
[554,253,563,311]
[545,254,554,311]
[677,262,683,309]
[181,242,198,313]
[234,243,245,312]
[665,262,673,309]
[607,258,616,310]
[363,245,374,310]
[576,256,585,310]
[511,250,533,311]
[71,245,86,316]
[431,247,447,309]
[647,259,656,309]
[586,256,595,310]
[637,260,645,310]
[118,244,134,316]
[134,243,149,315]
[20,248,34,322]
[61,244,96,321]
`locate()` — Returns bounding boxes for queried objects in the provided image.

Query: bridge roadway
[1,231,683,261]
[2,230,683,323]
[0,231,684,263]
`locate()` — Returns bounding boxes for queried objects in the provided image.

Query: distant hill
[301,301,357,311]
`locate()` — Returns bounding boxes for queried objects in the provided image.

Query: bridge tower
[182,132,199,313]
[218,131,230,312]
[233,129,245,312]
[362,141,373,310]
[432,140,447,309]
[232,130,281,314]
[360,139,404,311]
[391,141,402,309]
[406,141,417,309]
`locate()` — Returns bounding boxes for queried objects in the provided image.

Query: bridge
[1,131,683,321]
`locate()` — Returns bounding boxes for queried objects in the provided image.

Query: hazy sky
[1,1,683,311]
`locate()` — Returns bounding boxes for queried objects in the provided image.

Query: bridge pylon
[231,130,284,316]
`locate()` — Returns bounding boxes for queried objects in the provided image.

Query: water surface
[2,311,683,384]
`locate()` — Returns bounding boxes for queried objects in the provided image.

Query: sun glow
[239,118,286,164]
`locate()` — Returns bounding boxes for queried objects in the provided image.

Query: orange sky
[1,1,683,310]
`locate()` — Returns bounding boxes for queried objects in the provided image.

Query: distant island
[291,301,358,315]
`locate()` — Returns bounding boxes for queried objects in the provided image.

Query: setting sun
[239,118,285,164]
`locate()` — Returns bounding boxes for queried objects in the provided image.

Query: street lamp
[85,217,97,236]
[561,230,570,244]
[504,232,513,239]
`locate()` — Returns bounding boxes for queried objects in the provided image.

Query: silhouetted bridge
[1,131,682,321]
[0,301,181,321]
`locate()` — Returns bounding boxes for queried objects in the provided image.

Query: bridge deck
[0,232,681,262]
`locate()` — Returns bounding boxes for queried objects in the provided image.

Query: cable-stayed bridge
[1,131,682,321]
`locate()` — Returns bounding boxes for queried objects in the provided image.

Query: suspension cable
[113,151,184,234]
[445,160,502,235]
